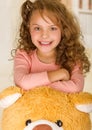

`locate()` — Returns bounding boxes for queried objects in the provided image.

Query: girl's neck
[36,50,56,64]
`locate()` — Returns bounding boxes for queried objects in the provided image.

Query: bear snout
[33,124,52,130]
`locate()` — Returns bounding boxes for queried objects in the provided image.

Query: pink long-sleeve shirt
[14,49,84,93]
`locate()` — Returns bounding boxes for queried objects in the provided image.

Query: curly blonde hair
[15,0,90,74]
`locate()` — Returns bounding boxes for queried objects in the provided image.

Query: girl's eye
[34,27,40,31]
[50,27,57,31]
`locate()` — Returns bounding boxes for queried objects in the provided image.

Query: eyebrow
[31,24,58,27]
[31,24,40,26]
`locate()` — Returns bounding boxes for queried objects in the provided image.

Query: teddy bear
[0,86,92,130]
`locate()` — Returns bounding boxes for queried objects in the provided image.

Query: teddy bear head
[0,86,92,130]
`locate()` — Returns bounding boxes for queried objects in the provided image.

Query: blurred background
[0,0,92,129]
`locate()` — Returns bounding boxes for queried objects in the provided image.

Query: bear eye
[55,120,63,127]
[25,119,32,126]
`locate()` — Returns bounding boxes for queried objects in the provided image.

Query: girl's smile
[38,41,52,46]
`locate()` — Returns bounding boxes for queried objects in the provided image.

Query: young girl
[13,0,90,93]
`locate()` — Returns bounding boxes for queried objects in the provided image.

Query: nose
[33,124,52,130]
[41,30,48,39]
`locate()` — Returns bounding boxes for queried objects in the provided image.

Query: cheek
[30,31,38,41]
[55,31,61,42]
[58,33,62,41]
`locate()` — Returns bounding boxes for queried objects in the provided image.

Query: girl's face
[29,10,61,54]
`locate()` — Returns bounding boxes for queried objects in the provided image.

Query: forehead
[30,10,60,26]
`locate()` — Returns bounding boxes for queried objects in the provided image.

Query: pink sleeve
[14,50,50,90]
[49,66,84,93]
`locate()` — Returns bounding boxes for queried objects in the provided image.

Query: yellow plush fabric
[0,86,92,130]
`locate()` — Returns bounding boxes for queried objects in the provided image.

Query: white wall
[0,0,22,89]
[0,0,92,129]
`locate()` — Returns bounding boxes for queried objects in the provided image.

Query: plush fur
[0,86,92,130]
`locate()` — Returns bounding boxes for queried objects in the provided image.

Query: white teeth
[40,42,50,45]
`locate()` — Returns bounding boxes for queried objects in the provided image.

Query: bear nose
[33,124,52,130]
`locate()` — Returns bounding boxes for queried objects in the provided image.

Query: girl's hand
[48,68,70,82]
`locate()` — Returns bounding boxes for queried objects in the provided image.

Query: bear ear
[76,104,92,113]
[0,93,22,108]
[70,92,92,113]
[0,86,22,108]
